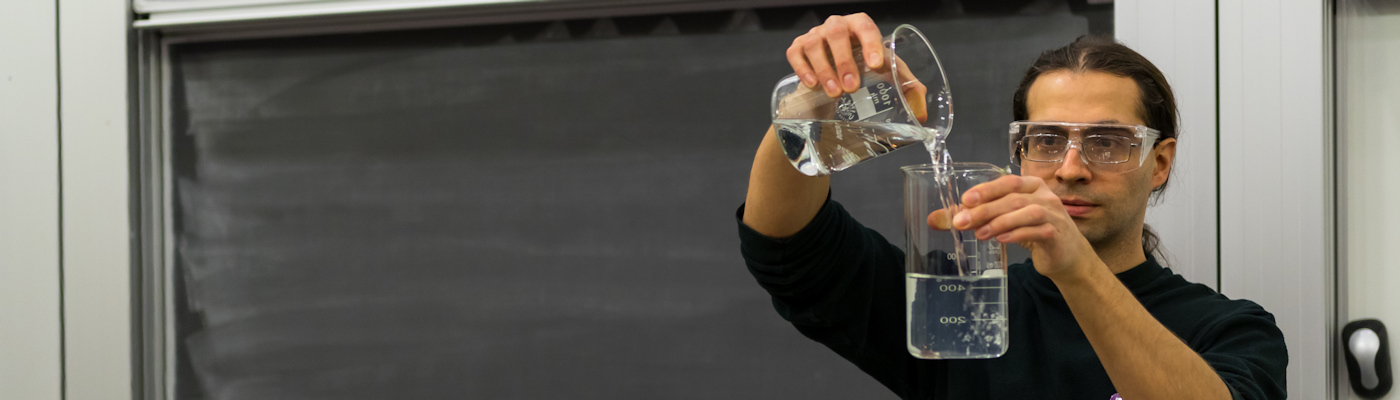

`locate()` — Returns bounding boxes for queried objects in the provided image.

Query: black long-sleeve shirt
[737,199,1287,399]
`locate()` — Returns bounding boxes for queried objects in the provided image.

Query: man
[737,13,1287,400]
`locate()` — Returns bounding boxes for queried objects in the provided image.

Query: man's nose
[1055,146,1093,183]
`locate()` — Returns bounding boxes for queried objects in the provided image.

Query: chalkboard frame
[135,2,1110,399]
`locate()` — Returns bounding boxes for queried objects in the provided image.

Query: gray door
[1337,1,1400,399]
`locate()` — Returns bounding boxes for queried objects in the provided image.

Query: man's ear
[1151,137,1177,189]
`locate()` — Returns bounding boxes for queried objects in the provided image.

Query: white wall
[1116,0,1219,288]
[58,0,136,397]
[0,1,64,400]
[1337,3,1400,399]
[2,1,1346,399]
[1219,0,1331,399]
[1125,0,1336,397]
[2,0,134,395]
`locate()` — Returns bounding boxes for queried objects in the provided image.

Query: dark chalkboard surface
[168,5,1091,399]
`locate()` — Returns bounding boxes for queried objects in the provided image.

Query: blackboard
[168,4,1093,399]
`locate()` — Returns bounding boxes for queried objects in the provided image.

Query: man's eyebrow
[1093,119,1121,124]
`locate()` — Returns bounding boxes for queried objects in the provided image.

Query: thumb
[927,208,952,231]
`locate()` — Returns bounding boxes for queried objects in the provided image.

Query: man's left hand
[947,175,1099,280]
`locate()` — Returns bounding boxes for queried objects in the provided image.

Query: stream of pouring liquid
[925,128,951,166]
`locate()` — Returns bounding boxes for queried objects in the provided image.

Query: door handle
[1344,319,1392,399]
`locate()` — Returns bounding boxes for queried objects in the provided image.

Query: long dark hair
[1011,35,1178,264]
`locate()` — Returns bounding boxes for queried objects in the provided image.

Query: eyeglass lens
[1021,126,1136,164]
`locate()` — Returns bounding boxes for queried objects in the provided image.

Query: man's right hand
[742,13,889,238]
[745,14,882,237]
[787,13,886,98]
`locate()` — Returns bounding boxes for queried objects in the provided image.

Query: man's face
[1021,70,1174,247]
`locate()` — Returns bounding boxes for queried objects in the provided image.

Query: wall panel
[1219,0,1331,398]
[59,0,135,398]
[0,1,64,398]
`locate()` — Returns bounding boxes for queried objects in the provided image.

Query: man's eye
[1031,136,1065,148]
[1087,136,1129,151]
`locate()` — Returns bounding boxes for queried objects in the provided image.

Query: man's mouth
[1060,198,1098,218]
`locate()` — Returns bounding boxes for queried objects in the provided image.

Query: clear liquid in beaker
[774,119,931,176]
[906,270,1008,359]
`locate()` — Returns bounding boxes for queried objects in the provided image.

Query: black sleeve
[736,198,937,398]
[1191,302,1289,400]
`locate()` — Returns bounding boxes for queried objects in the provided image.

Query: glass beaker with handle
[771,25,954,176]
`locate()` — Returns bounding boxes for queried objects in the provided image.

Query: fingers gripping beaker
[771,24,953,176]
[902,163,1009,359]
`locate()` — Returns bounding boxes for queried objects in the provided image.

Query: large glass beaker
[902,162,1009,359]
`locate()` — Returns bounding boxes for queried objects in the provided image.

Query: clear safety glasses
[1007,121,1161,173]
